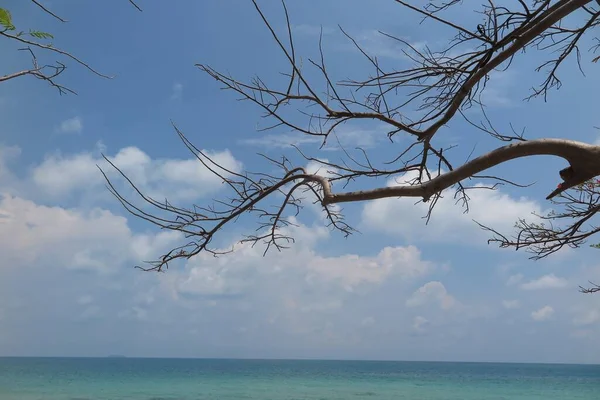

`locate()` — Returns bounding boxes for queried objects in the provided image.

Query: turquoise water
[0,358,599,399]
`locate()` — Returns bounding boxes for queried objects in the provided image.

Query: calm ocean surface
[0,357,599,400]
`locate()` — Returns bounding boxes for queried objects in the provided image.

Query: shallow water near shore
[1,357,599,400]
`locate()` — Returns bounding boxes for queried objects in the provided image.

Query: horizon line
[1,355,598,366]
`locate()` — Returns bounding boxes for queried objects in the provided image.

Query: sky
[1,0,600,363]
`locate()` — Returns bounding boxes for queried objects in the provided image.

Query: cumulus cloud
[3,140,600,361]
[173,222,432,298]
[31,146,242,201]
[361,173,544,245]
[56,117,83,134]
[306,160,338,178]
[0,177,455,358]
[32,152,99,196]
[0,195,130,271]
[307,245,433,289]
[0,194,180,273]
[531,306,554,321]
[520,274,569,290]
[406,281,458,311]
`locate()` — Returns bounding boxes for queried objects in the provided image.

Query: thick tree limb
[322,140,600,205]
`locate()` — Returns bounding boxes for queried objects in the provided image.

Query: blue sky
[1,0,600,363]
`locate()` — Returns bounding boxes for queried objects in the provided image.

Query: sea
[0,357,599,400]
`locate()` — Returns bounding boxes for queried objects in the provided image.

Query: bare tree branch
[0,47,74,94]
[102,0,600,285]
[30,0,67,22]
[580,282,600,293]
[128,0,143,12]
[0,31,111,78]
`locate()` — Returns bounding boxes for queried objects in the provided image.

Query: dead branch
[1,47,75,94]
[580,282,600,293]
[30,0,67,22]
[0,30,111,79]
[102,0,600,274]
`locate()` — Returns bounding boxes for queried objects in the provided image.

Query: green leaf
[29,30,54,39]
[0,8,15,30]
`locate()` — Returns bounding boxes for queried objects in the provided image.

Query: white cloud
[130,231,183,262]
[406,281,458,311]
[0,195,130,271]
[362,173,544,245]
[307,245,433,289]
[0,194,180,273]
[531,306,554,321]
[3,140,600,362]
[520,274,568,291]
[31,146,242,201]
[0,188,597,361]
[171,83,183,100]
[56,116,83,134]
[32,152,99,196]
[502,300,520,309]
[174,224,432,297]
[306,160,338,179]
